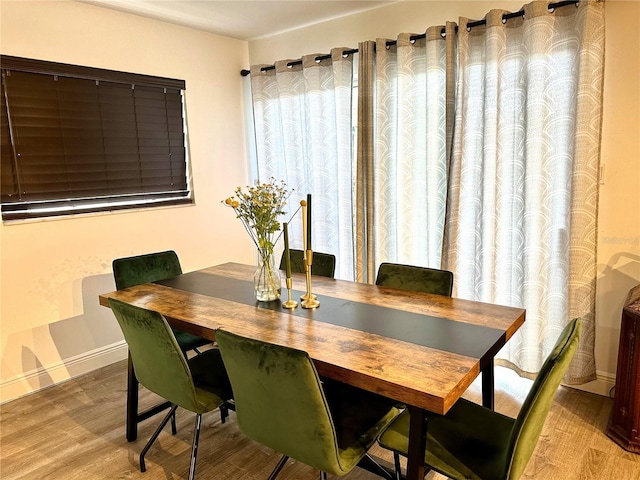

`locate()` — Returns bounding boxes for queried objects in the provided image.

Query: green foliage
[223,178,292,258]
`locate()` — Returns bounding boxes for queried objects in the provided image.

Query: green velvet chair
[378,317,582,480]
[375,262,454,297]
[215,328,401,479]
[279,249,336,278]
[112,250,214,441]
[113,250,213,352]
[108,299,233,480]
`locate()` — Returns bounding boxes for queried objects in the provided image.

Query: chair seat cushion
[188,349,233,412]
[379,398,515,480]
[322,378,401,448]
[174,329,211,352]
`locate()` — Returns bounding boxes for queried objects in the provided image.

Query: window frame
[1,55,192,221]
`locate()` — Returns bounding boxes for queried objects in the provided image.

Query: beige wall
[0,1,255,402]
[1,0,637,403]
[248,0,640,396]
[595,0,640,393]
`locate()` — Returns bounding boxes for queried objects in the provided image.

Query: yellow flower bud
[225,198,233,205]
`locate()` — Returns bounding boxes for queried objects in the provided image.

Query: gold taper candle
[283,222,292,279]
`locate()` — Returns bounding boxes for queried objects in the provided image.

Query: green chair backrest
[112,250,210,353]
[113,250,182,290]
[504,317,581,480]
[215,329,345,475]
[108,298,202,412]
[280,249,336,278]
[375,262,454,297]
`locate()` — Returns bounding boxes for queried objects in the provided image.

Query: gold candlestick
[300,249,317,302]
[301,249,319,309]
[282,277,298,309]
[300,258,317,302]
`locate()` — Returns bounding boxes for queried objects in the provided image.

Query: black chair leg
[361,453,395,480]
[171,409,177,434]
[188,414,203,480]
[220,404,228,424]
[140,404,179,472]
[220,400,235,424]
[393,452,403,480]
[267,455,289,480]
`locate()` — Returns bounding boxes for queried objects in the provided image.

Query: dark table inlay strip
[156,271,504,360]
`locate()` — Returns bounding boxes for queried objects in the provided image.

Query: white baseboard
[1,342,617,403]
[568,370,616,398]
[0,341,128,404]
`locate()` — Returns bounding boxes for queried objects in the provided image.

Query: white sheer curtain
[250,49,355,279]
[248,0,604,383]
[371,28,453,276]
[442,1,604,382]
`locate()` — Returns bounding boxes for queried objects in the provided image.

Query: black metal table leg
[126,351,139,442]
[126,349,172,442]
[405,405,427,480]
[482,358,495,410]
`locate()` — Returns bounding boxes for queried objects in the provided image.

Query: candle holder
[300,250,317,302]
[282,277,298,309]
[301,249,320,309]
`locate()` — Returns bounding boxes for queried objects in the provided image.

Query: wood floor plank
[1,361,638,480]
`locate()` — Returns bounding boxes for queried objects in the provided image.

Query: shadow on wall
[20,347,54,392]
[597,251,640,315]
[0,273,125,403]
[48,273,123,361]
[596,251,640,370]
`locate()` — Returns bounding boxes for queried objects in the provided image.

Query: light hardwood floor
[1,361,639,480]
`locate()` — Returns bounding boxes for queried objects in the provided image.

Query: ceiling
[80,1,397,41]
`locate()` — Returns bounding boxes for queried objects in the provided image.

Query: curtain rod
[240,0,579,77]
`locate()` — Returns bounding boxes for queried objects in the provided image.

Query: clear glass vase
[254,252,282,302]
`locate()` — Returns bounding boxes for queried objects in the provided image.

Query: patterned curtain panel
[367,27,456,282]
[248,0,604,383]
[355,41,376,283]
[250,49,355,279]
[442,1,604,383]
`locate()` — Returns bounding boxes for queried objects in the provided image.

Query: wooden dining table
[99,262,525,480]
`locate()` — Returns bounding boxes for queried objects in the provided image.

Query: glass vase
[254,252,282,302]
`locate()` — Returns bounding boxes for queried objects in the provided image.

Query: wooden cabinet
[607,284,640,453]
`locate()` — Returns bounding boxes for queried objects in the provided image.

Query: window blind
[0,55,191,220]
